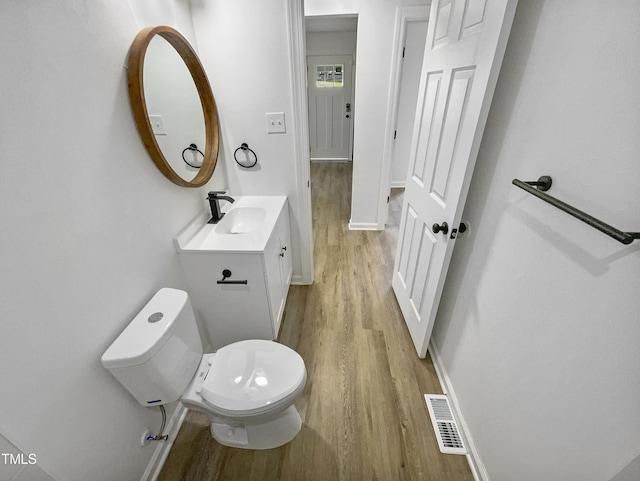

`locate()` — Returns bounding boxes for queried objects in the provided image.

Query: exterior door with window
[307,55,353,161]
[392,0,518,358]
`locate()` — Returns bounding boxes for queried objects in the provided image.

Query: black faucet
[207,191,235,224]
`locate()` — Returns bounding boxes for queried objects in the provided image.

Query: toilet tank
[101,288,203,406]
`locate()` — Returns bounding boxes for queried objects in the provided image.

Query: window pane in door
[316,65,326,88]
[334,65,343,87]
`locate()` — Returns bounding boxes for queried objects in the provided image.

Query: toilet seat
[200,340,306,418]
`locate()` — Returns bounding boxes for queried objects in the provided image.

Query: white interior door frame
[285,0,314,285]
[377,6,430,229]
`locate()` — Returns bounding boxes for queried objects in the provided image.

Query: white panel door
[307,55,352,160]
[392,0,518,358]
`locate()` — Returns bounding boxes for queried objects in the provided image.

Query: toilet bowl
[181,340,307,449]
[101,288,306,450]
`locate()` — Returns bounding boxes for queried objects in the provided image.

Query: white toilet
[101,288,306,449]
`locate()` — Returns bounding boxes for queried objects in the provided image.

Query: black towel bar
[512,176,640,245]
[217,269,248,285]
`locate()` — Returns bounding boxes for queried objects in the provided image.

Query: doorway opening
[305,15,358,163]
[388,16,428,188]
[379,6,429,227]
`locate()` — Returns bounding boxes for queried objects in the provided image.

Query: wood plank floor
[157,162,474,481]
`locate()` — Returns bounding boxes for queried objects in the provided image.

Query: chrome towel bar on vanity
[512,176,640,245]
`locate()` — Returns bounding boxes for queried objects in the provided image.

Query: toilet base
[209,405,302,449]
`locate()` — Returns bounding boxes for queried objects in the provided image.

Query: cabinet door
[264,203,292,337]
[278,212,292,288]
[265,250,284,334]
[179,253,273,350]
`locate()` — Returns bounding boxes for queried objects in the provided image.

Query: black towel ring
[181,143,204,168]
[234,142,258,168]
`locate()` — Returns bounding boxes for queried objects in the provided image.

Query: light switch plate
[266,112,286,134]
[149,115,166,135]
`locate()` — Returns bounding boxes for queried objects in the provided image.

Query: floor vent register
[424,394,467,455]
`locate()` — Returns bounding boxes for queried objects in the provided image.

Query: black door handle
[432,222,448,235]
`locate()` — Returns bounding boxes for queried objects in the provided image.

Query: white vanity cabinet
[175,196,292,351]
[263,211,292,330]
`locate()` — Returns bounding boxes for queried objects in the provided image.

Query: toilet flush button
[148,312,163,323]
[228,428,235,437]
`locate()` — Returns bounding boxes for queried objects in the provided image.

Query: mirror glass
[127,26,219,187]
[143,36,205,182]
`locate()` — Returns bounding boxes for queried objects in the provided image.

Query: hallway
[158,162,473,480]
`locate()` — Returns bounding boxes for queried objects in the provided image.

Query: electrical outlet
[266,112,286,134]
[149,115,166,135]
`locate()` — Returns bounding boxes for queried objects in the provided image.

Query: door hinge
[387,196,390,203]
[393,130,397,140]
[402,47,406,58]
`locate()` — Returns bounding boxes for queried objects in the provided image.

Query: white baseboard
[429,340,489,481]
[291,274,311,285]
[348,221,383,231]
[310,158,351,162]
[141,403,188,481]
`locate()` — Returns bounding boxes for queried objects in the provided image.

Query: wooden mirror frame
[127,26,219,187]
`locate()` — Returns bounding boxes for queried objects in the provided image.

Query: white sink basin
[174,196,287,253]
[215,207,267,234]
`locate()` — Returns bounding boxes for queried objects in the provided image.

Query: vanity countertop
[174,196,287,254]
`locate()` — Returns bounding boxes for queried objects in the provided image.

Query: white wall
[188,0,306,280]
[305,0,428,228]
[433,1,640,480]
[611,453,640,481]
[0,1,223,480]
[0,434,54,481]
[306,31,357,58]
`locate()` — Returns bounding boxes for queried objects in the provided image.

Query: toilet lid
[201,340,306,413]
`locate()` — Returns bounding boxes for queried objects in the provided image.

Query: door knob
[432,222,448,235]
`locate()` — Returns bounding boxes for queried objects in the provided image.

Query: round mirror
[127,26,219,187]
